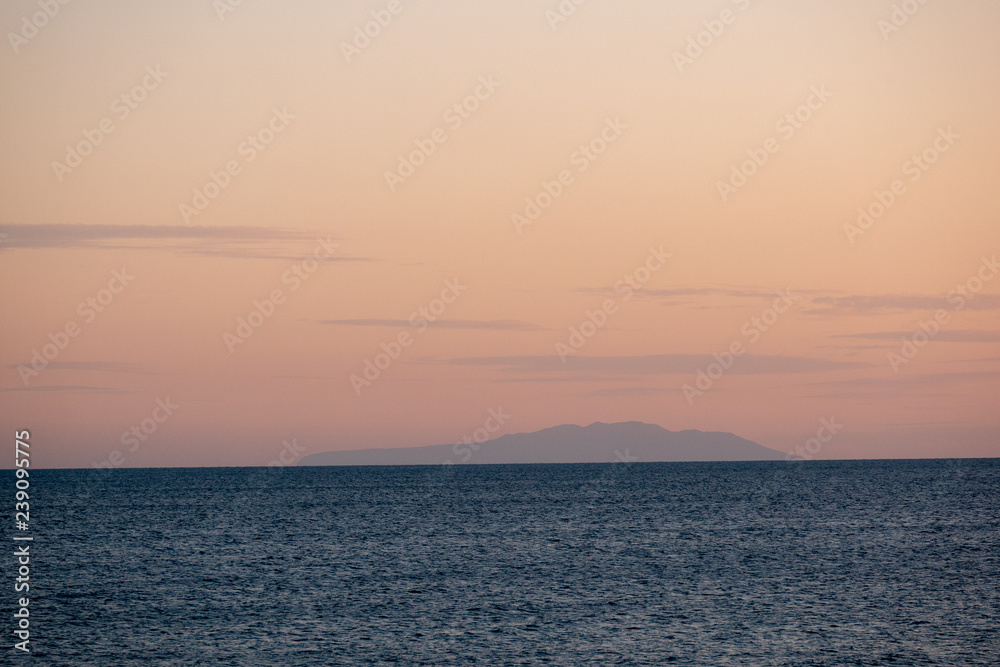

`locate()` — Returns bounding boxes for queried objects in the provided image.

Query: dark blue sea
[7,459,999,665]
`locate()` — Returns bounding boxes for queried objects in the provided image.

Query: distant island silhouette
[298,421,786,466]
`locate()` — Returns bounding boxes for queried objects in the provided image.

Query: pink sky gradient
[1,0,998,467]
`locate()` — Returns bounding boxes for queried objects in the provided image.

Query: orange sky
[2,0,998,467]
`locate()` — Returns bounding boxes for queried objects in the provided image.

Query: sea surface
[7,459,999,665]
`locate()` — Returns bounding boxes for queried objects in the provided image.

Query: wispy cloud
[805,371,1000,398]
[0,224,367,260]
[580,286,784,299]
[5,361,148,373]
[834,330,1000,343]
[572,285,1000,316]
[321,319,543,331]
[0,385,130,394]
[0,223,302,247]
[436,353,867,376]
[578,285,805,308]
[591,386,674,397]
[808,294,1000,313]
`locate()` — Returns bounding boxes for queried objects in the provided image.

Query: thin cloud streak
[835,330,1000,343]
[322,319,543,331]
[579,286,789,299]
[438,354,868,375]
[5,361,148,374]
[592,386,675,397]
[0,224,369,260]
[0,385,130,394]
[0,224,307,246]
[808,295,1000,313]
[810,371,1000,390]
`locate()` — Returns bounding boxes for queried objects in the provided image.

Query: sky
[1,0,998,468]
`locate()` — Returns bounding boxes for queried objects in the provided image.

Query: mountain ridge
[298,421,786,466]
